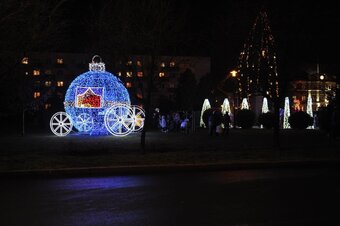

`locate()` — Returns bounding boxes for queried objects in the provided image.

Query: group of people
[154,111,192,133]
[208,110,231,136]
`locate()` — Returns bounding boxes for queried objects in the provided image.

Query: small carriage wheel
[131,105,145,132]
[50,112,73,136]
[104,104,135,136]
[75,113,93,132]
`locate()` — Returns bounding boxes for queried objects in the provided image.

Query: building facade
[20,52,210,112]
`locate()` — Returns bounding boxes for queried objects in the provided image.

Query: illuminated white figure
[241,98,249,110]
[221,98,231,115]
[200,99,211,128]
[283,97,291,129]
[262,97,269,113]
[307,92,314,129]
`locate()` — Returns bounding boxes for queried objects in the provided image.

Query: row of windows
[34,81,64,87]
[117,71,166,78]
[125,60,175,68]
[23,57,176,69]
[22,57,64,65]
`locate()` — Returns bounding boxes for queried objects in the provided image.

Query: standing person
[160,115,167,132]
[222,112,231,135]
[208,110,216,136]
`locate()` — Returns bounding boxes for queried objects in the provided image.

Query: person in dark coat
[222,112,231,135]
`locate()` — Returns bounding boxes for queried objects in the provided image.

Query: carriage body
[49,56,145,137]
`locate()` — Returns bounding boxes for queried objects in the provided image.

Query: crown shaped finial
[89,55,105,71]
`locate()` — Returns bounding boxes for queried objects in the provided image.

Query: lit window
[45,103,51,109]
[126,82,132,88]
[57,58,64,64]
[170,61,175,67]
[117,72,122,76]
[57,81,64,87]
[137,72,143,77]
[33,70,40,76]
[161,62,165,68]
[159,72,165,77]
[45,81,52,87]
[137,60,142,67]
[34,92,40,98]
[126,72,132,77]
[21,57,29,64]
[25,72,29,75]
[127,60,133,66]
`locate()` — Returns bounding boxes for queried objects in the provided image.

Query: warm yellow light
[57,58,63,64]
[57,81,64,87]
[230,70,237,77]
[159,72,165,77]
[33,70,40,76]
[22,57,29,64]
[320,75,324,80]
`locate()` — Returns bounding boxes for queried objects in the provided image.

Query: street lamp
[229,70,238,128]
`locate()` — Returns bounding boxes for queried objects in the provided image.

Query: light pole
[230,70,238,128]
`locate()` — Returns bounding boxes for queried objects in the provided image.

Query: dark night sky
[62,0,340,78]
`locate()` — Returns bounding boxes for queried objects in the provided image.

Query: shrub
[202,108,222,127]
[258,112,274,129]
[288,111,313,129]
[236,109,255,129]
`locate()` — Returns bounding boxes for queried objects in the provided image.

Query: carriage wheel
[50,112,73,136]
[104,104,135,136]
[131,105,145,132]
[75,113,93,132]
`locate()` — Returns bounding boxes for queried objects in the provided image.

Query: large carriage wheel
[50,112,73,136]
[75,113,93,132]
[131,105,145,132]
[104,104,135,136]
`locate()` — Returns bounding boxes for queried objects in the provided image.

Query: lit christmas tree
[307,92,314,129]
[237,9,279,100]
[241,98,249,110]
[221,98,231,115]
[283,97,290,129]
[262,97,269,113]
[200,98,211,128]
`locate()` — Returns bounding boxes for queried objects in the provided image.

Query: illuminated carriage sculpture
[50,56,145,137]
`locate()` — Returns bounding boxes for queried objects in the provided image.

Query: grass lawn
[1,128,339,172]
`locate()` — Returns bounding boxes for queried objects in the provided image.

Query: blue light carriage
[49,56,145,137]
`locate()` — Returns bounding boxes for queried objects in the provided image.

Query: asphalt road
[1,167,339,226]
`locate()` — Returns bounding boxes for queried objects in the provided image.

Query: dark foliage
[288,111,313,129]
[236,109,255,129]
[258,112,274,129]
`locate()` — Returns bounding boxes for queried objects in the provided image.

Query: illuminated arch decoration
[200,99,211,128]
[241,98,249,110]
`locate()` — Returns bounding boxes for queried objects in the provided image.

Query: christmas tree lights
[283,97,290,129]
[221,98,231,115]
[237,9,279,100]
[200,99,211,128]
